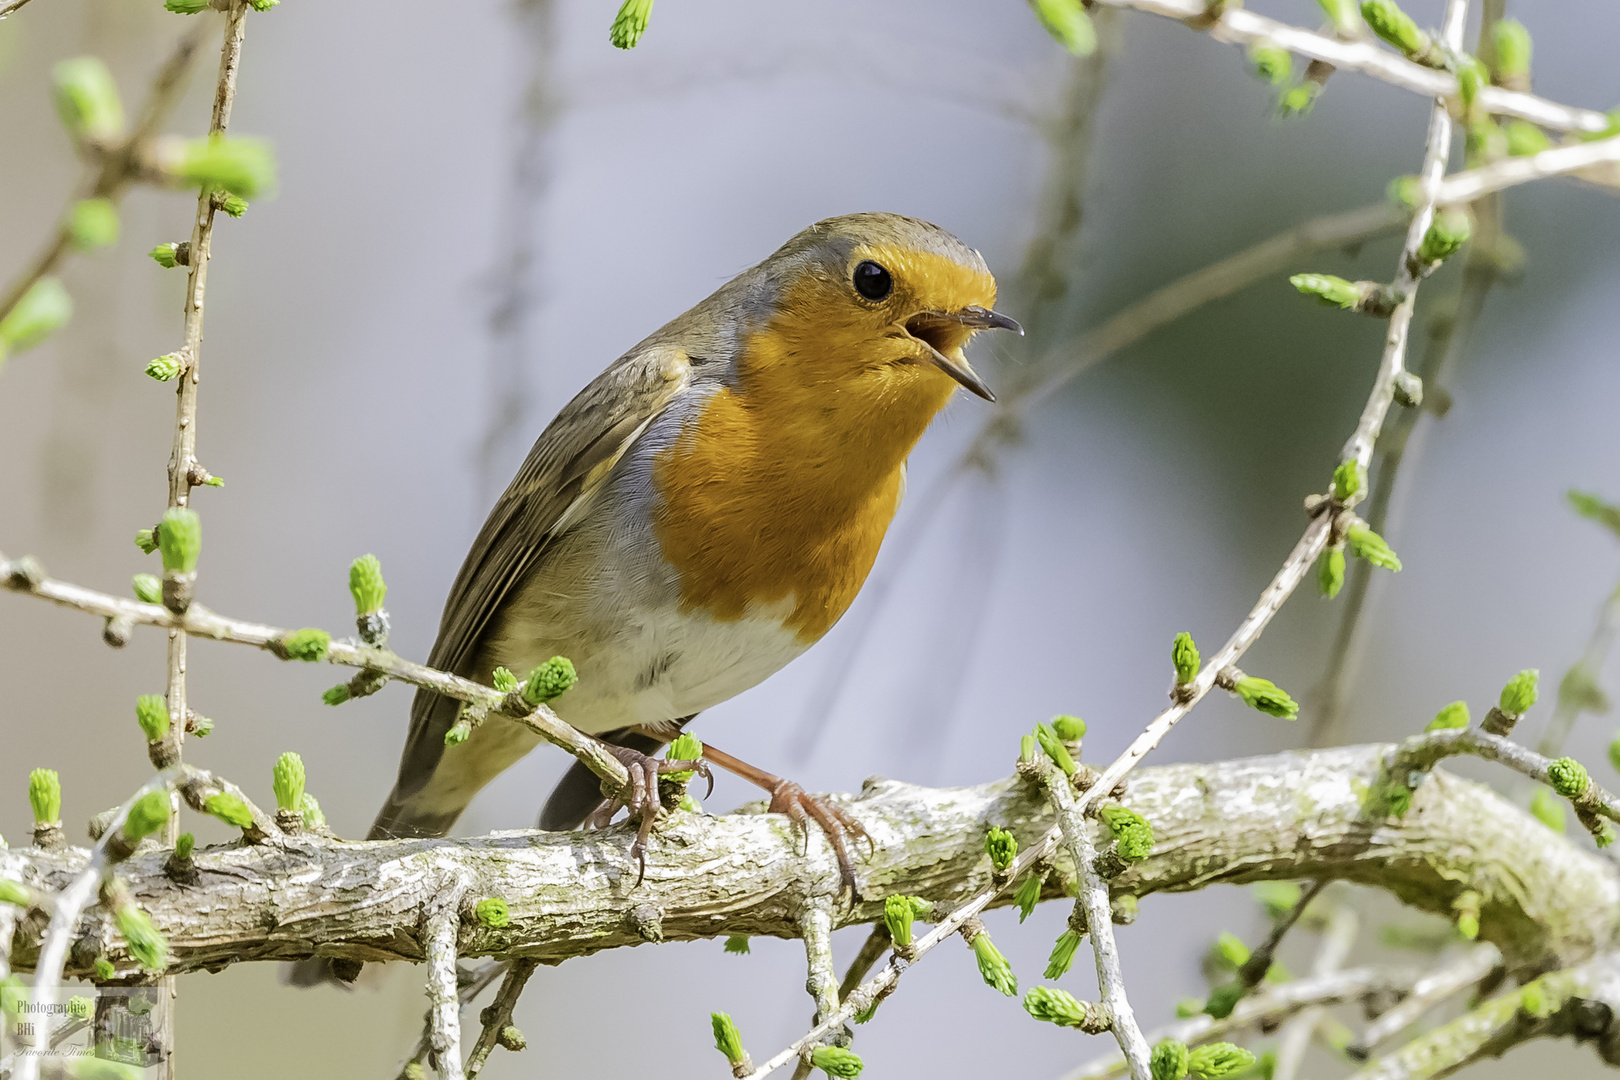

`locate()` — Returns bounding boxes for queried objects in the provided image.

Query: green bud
[1427,700,1470,731]
[1044,928,1081,980]
[1317,0,1358,35]
[1359,0,1429,58]
[609,0,654,49]
[1172,632,1200,686]
[348,554,386,615]
[1387,174,1420,209]
[1187,1042,1257,1079]
[52,57,126,142]
[1385,781,1413,819]
[1417,209,1472,264]
[883,894,926,947]
[1151,1038,1191,1080]
[136,694,170,742]
[1467,117,1509,164]
[0,277,73,360]
[1597,824,1616,849]
[279,628,331,662]
[1023,985,1103,1028]
[711,1012,746,1067]
[1252,881,1302,919]
[217,192,249,218]
[172,136,276,199]
[522,656,578,705]
[321,684,351,706]
[1234,676,1299,720]
[249,0,279,9]
[149,243,180,269]
[1050,714,1086,741]
[66,198,119,251]
[474,897,510,928]
[1457,54,1487,107]
[191,715,213,737]
[145,352,183,381]
[132,573,162,604]
[1014,872,1043,922]
[164,0,210,12]
[1211,931,1250,970]
[1031,0,1097,57]
[1505,121,1551,157]
[1099,805,1154,861]
[810,1046,863,1078]
[444,714,474,747]
[1291,273,1357,310]
[1202,981,1246,1019]
[1034,722,1077,775]
[116,904,168,971]
[1547,756,1590,799]
[1280,83,1320,116]
[0,879,30,908]
[492,667,518,694]
[94,958,116,981]
[1499,668,1539,716]
[1346,523,1402,572]
[1175,998,1204,1019]
[1248,41,1291,88]
[157,507,200,574]
[122,790,171,843]
[135,528,159,555]
[1019,733,1038,765]
[1520,980,1554,1019]
[1333,460,1365,501]
[658,731,704,785]
[272,752,305,812]
[985,826,1018,871]
[972,929,1017,996]
[29,768,61,824]
[1491,19,1531,80]
[202,792,254,829]
[1453,890,1481,940]
[174,832,195,860]
[300,793,325,830]
[1317,546,1346,599]
[723,934,750,955]
[497,1025,525,1052]
[1609,733,1620,775]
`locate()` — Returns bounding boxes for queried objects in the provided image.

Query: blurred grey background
[3,0,1619,1076]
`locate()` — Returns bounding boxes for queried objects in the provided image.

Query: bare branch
[464,960,537,1079]
[1350,945,1502,1057]
[1436,134,1620,205]
[0,553,631,796]
[423,893,469,1080]
[1065,966,1421,1080]
[1089,0,1612,135]
[1349,951,1620,1079]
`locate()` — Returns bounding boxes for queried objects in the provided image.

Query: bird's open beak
[905,306,1022,403]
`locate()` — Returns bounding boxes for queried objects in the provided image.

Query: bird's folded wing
[388,344,694,802]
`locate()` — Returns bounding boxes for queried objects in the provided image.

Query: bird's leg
[699,743,872,897]
[593,738,710,885]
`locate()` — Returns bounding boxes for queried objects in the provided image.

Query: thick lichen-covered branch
[1,745,1614,981]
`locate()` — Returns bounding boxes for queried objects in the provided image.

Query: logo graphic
[2,981,166,1077]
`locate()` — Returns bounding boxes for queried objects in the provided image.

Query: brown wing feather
[378,345,691,824]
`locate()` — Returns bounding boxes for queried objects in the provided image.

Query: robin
[375,212,1018,887]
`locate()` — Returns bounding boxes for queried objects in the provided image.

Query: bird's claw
[767,780,872,901]
[597,744,713,886]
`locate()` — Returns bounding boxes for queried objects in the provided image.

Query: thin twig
[1063,966,1419,1080]
[0,23,209,324]
[1350,944,1501,1057]
[1396,727,1620,824]
[0,554,631,794]
[1088,0,1611,134]
[1046,770,1152,1080]
[464,959,538,1078]
[12,771,180,1080]
[1435,135,1620,206]
[1535,576,1620,758]
[1235,879,1329,993]
[424,893,468,1080]
[1272,902,1359,1080]
[0,0,38,18]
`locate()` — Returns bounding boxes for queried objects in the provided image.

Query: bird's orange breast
[651,315,957,642]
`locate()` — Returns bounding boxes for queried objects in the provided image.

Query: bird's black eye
[853,260,893,301]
